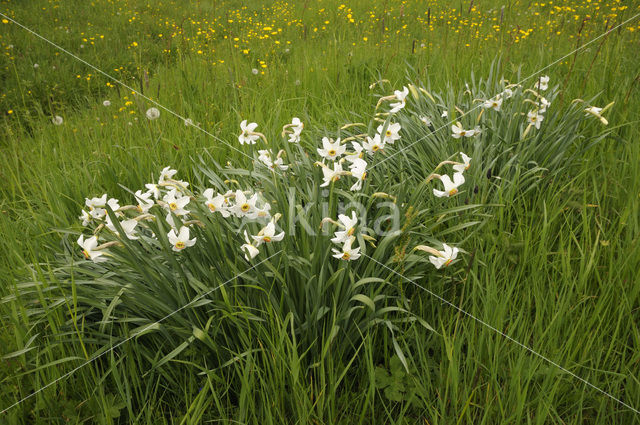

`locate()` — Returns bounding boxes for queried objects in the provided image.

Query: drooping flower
[452,152,472,173]
[584,106,609,125]
[77,234,107,263]
[346,157,367,191]
[377,122,401,145]
[168,226,196,252]
[252,221,285,245]
[238,120,260,145]
[428,243,459,269]
[433,173,465,198]
[317,137,346,160]
[527,110,544,129]
[331,237,361,261]
[389,86,409,113]
[241,230,260,260]
[146,107,160,120]
[538,97,551,113]
[363,134,385,155]
[203,188,230,217]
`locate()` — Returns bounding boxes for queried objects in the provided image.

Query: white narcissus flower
[52,115,64,125]
[330,211,358,244]
[290,117,304,134]
[332,237,361,261]
[145,183,161,200]
[252,221,285,245]
[429,243,459,269]
[347,157,367,191]
[202,188,230,217]
[106,198,121,213]
[158,166,178,184]
[389,86,409,113]
[503,88,514,98]
[146,107,160,120]
[77,235,107,263]
[168,226,196,252]
[317,137,346,160]
[363,134,385,155]
[238,120,260,145]
[257,149,288,171]
[538,97,551,113]
[534,75,549,91]
[377,122,401,145]
[320,162,344,187]
[232,190,258,218]
[483,96,502,111]
[452,152,472,173]
[85,194,107,210]
[451,122,475,138]
[106,216,139,240]
[163,189,190,216]
[254,202,272,219]
[441,110,448,118]
[103,100,111,107]
[79,210,92,226]
[433,173,465,198]
[527,110,544,129]
[420,116,432,126]
[241,230,260,260]
[134,190,154,213]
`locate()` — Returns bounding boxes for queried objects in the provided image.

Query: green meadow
[1,0,640,423]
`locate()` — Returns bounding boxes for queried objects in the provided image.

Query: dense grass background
[1,0,640,423]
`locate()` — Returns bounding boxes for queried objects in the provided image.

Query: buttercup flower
[433,173,465,197]
[146,107,160,120]
[168,226,196,252]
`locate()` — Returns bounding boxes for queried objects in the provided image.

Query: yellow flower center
[385,130,392,137]
[493,102,498,107]
[342,252,351,260]
[449,188,458,196]
[175,241,185,250]
[444,258,453,267]
[328,149,337,157]
[263,236,272,243]
[241,203,251,212]
[207,203,216,212]
[82,249,90,259]
[169,202,178,210]
[531,116,537,122]
[372,145,380,152]
[460,130,466,136]
[348,228,355,236]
